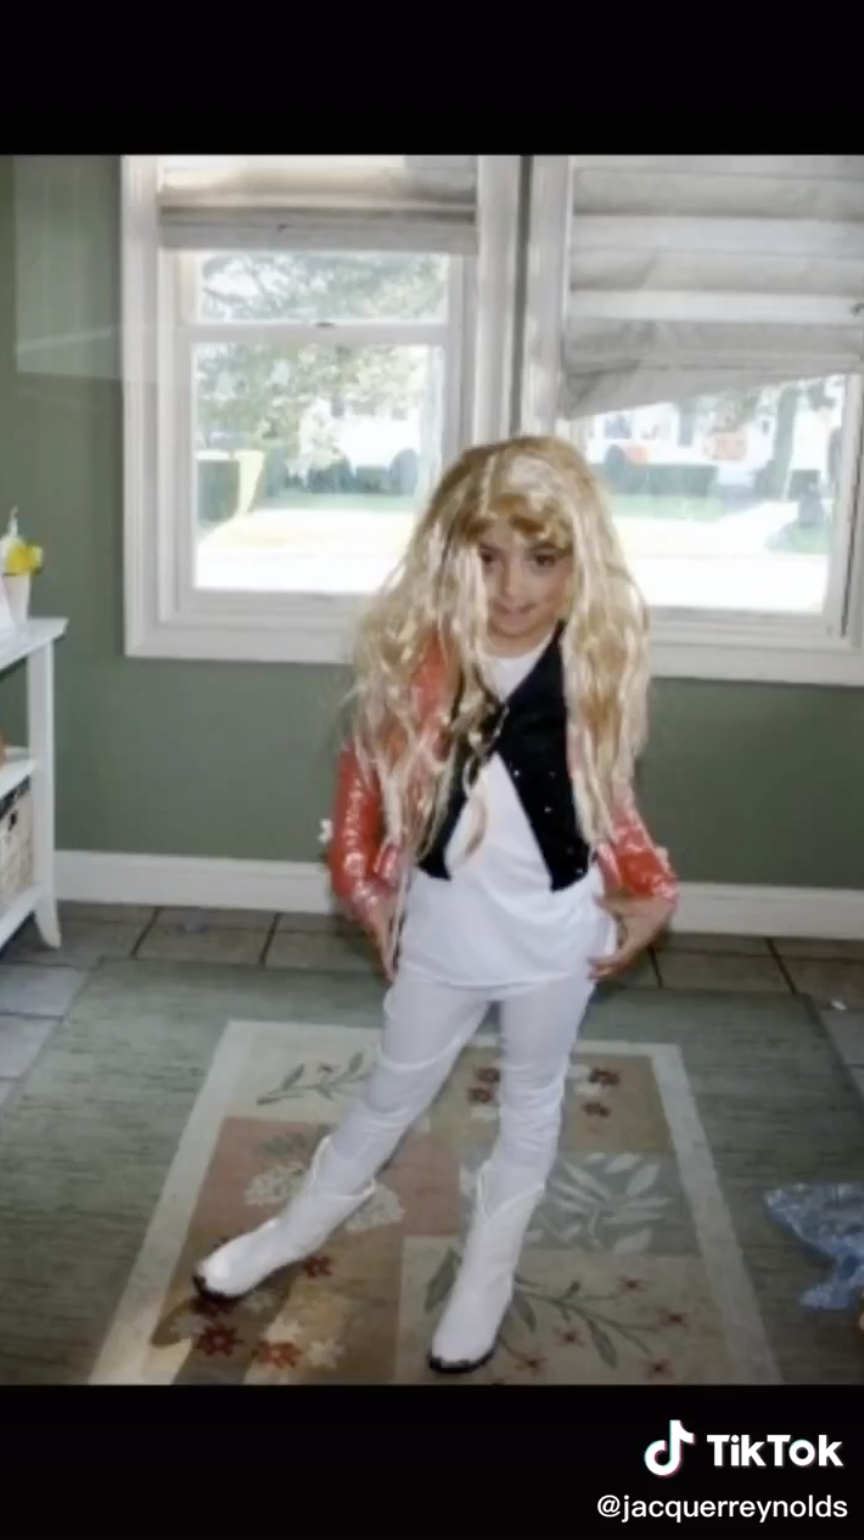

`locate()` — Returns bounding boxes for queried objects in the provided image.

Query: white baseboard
[54,851,864,940]
[671,883,864,940]
[55,851,331,916]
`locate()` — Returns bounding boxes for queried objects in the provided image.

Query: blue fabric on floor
[765,1183,864,1309]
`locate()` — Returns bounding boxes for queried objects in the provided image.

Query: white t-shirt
[397,633,612,993]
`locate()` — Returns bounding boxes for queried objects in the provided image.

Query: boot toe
[427,1345,496,1375]
[429,1274,511,1372]
[193,1222,280,1299]
[428,1308,500,1374]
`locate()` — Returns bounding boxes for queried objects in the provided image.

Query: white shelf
[0,748,35,803]
[0,618,67,674]
[0,616,67,954]
[0,884,41,951]
[0,752,39,949]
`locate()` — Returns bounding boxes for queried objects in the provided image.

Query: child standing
[195,436,677,1374]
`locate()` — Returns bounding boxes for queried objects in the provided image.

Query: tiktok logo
[644,1419,697,1476]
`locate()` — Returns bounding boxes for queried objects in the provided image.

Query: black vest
[417,625,591,890]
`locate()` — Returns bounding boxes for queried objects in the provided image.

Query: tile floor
[0,901,862,1110]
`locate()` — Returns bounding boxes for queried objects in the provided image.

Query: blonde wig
[347,434,650,857]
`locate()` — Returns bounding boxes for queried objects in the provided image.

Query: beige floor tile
[773,937,864,962]
[823,1010,864,1068]
[785,960,864,1010]
[276,911,347,934]
[0,965,87,1018]
[265,929,378,973]
[136,926,266,966]
[5,919,146,970]
[660,932,771,956]
[156,907,275,932]
[58,901,155,925]
[655,951,790,994]
[0,1015,58,1077]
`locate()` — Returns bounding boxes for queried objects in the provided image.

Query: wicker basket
[0,782,33,910]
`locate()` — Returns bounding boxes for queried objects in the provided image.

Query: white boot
[428,1161,544,1374]
[193,1137,374,1300]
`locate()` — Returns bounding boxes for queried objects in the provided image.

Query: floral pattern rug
[90,1020,778,1385]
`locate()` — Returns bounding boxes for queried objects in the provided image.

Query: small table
[0,617,68,952]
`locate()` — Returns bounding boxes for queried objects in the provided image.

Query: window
[523,156,864,684]
[184,247,453,600]
[122,155,521,662]
[558,374,858,622]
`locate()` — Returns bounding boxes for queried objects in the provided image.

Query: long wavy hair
[347,434,650,856]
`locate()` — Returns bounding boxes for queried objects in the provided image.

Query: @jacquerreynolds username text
[595,1495,848,1523]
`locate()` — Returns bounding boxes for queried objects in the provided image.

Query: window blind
[562,156,864,417]
[156,155,478,255]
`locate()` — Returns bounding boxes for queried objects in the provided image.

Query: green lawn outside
[200,488,834,564]
[256,492,417,515]
[610,494,727,522]
[766,522,832,555]
[250,491,728,522]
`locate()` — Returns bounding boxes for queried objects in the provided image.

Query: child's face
[477,518,572,655]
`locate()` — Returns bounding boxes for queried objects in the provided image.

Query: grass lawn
[200,491,729,551]
[255,491,727,521]
[767,521,833,555]
[612,494,727,521]
[256,492,417,515]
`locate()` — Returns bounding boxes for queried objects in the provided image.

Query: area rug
[88,1019,775,1385]
[3,960,864,1385]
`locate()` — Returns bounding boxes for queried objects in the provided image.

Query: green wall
[0,156,861,887]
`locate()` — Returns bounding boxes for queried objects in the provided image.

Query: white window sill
[125,600,864,683]
[652,633,864,686]
[126,599,360,666]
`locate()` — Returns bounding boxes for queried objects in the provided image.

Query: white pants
[315,962,602,1209]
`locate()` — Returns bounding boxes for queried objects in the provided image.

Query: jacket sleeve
[325,740,389,924]
[597,788,678,904]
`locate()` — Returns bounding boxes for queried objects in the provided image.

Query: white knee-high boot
[428,1052,571,1373]
[428,1160,545,1373]
[193,1031,465,1299]
[194,1136,375,1299]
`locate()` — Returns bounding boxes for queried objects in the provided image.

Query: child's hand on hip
[367,892,398,981]
[590,891,675,980]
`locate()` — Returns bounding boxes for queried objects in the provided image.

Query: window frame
[122,155,522,664]
[520,155,864,687]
